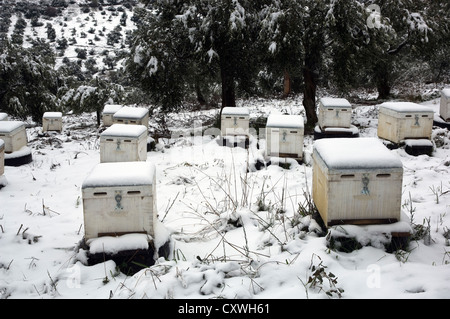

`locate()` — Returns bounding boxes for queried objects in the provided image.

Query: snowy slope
[0,97,449,299]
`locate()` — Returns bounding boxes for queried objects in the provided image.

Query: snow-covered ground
[0,96,449,300]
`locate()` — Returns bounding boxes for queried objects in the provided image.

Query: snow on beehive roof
[82,162,155,188]
[222,107,249,116]
[266,114,304,128]
[441,88,450,97]
[101,124,147,138]
[314,137,403,170]
[113,106,149,119]
[43,112,62,118]
[103,104,123,114]
[0,121,25,133]
[379,102,433,113]
[319,97,351,108]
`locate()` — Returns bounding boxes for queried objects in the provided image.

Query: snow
[266,114,304,128]
[222,107,249,116]
[442,88,450,98]
[313,137,403,170]
[404,139,433,147]
[0,121,25,133]
[4,146,32,160]
[87,234,150,255]
[0,113,8,121]
[0,97,450,300]
[43,112,62,119]
[319,97,352,108]
[102,104,123,115]
[82,161,155,188]
[380,101,434,113]
[101,124,147,138]
[113,106,149,119]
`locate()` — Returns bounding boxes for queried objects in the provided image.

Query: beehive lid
[441,88,450,98]
[82,162,156,188]
[103,104,123,114]
[0,121,25,134]
[222,107,250,116]
[43,112,62,118]
[113,106,148,119]
[101,124,147,138]
[314,138,403,171]
[0,113,7,121]
[319,97,352,108]
[379,102,433,113]
[266,114,304,129]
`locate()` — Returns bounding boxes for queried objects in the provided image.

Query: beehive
[82,161,157,240]
[0,121,28,153]
[318,97,352,129]
[265,114,304,160]
[113,106,149,128]
[0,113,8,121]
[102,104,123,127]
[312,138,403,227]
[221,107,250,136]
[100,124,148,163]
[440,89,450,122]
[42,112,63,132]
[0,140,4,176]
[377,102,434,144]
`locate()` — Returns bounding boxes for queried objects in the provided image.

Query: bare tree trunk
[302,66,318,129]
[283,69,291,97]
[220,64,236,108]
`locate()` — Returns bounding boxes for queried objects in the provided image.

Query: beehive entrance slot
[340,174,355,179]
[376,173,391,178]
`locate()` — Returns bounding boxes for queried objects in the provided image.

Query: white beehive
[100,124,148,163]
[0,140,4,176]
[42,112,63,132]
[377,102,434,144]
[265,114,304,160]
[440,88,450,122]
[113,106,149,128]
[221,107,250,136]
[312,138,403,227]
[102,104,123,127]
[0,121,28,153]
[318,97,352,129]
[0,113,8,121]
[82,161,157,240]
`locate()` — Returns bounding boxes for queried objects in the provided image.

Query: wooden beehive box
[0,113,8,121]
[82,161,157,240]
[100,124,148,163]
[377,102,434,144]
[265,114,304,160]
[42,112,63,132]
[440,89,450,122]
[0,121,28,153]
[318,97,352,129]
[221,107,250,136]
[113,106,149,128]
[102,104,123,127]
[312,138,403,227]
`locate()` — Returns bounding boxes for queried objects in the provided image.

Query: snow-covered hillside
[0,96,449,300]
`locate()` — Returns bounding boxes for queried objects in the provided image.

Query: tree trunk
[220,63,236,108]
[283,69,291,97]
[302,66,318,129]
[96,108,101,127]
